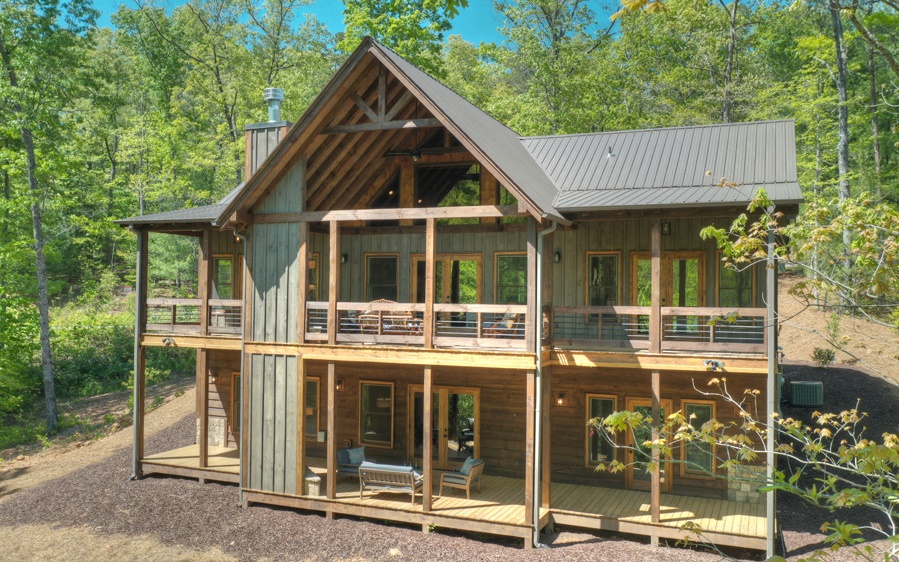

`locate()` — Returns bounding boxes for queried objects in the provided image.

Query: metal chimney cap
[263,87,285,102]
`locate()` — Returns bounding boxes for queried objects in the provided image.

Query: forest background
[0,0,897,446]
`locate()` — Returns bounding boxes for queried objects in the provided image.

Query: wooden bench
[358,461,423,506]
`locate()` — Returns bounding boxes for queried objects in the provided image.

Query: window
[359,381,394,447]
[305,378,320,440]
[308,253,320,301]
[586,394,616,465]
[495,253,527,305]
[682,401,715,476]
[717,256,755,307]
[212,256,234,299]
[587,253,619,306]
[230,372,241,434]
[365,255,398,301]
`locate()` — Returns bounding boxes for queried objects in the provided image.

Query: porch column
[525,369,536,529]
[298,222,310,343]
[197,230,211,468]
[765,225,778,558]
[326,362,337,500]
[424,218,435,348]
[131,228,148,480]
[328,220,340,346]
[296,358,306,495]
[422,366,434,512]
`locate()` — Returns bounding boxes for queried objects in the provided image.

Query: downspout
[533,219,558,547]
[234,228,249,506]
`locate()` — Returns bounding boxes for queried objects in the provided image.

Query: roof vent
[790,381,824,407]
[264,87,285,122]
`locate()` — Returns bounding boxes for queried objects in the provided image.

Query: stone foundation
[726,464,767,504]
[196,417,226,447]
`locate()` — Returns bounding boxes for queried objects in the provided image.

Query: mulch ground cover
[0,360,894,561]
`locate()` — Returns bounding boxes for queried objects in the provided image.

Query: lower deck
[139,445,766,550]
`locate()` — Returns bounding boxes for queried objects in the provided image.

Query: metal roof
[116,183,243,226]
[370,41,565,222]
[521,120,804,212]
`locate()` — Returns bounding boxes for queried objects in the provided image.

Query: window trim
[715,251,756,308]
[364,253,400,302]
[305,377,320,441]
[585,251,622,307]
[680,399,717,478]
[494,251,527,305]
[358,380,395,448]
[585,393,618,467]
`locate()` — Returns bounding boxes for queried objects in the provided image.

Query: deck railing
[146,298,243,335]
[304,302,529,349]
[552,305,766,354]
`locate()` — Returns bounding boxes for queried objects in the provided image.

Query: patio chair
[438,457,485,499]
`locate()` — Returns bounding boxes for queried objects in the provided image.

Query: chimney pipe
[264,87,285,122]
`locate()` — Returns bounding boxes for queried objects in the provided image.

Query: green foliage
[812,347,836,367]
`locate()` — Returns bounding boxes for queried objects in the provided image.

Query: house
[117,37,802,555]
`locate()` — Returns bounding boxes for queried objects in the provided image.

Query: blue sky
[91,0,508,46]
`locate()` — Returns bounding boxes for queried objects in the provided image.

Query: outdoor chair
[438,457,485,499]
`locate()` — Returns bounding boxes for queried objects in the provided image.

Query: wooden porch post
[328,220,340,346]
[424,218,435,348]
[650,222,662,542]
[197,230,211,468]
[296,358,307,495]
[422,366,434,513]
[131,228,148,480]
[525,368,536,531]
[298,222,310,343]
[326,361,337,501]
[525,219,538,351]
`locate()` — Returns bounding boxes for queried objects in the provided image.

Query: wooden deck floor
[139,445,765,549]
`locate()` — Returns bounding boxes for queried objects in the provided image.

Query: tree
[0,0,97,432]
[590,376,899,560]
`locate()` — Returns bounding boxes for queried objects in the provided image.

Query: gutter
[234,228,249,507]
[533,220,558,546]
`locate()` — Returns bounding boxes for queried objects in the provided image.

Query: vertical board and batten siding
[550,217,764,307]
[246,157,303,495]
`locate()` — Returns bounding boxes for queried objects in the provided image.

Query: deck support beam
[131,228,148,480]
[422,366,434,512]
[327,361,337,499]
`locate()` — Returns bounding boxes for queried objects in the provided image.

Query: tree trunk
[0,33,57,431]
[868,45,882,199]
[721,0,739,123]
[829,1,852,306]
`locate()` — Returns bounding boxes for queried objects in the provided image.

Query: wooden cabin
[118,37,802,555]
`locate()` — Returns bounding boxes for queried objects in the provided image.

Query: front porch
[139,444,765,550]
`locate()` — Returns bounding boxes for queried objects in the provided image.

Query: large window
[587,253,619,306]
[365,255,398,301]
[359,381,394,447]
[682,401,715,476]
[717,255,755,308]
[495,253,527,304]
[586,394,617,465]
[305,377,320,440]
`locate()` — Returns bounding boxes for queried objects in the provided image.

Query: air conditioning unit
[790,381,824,407]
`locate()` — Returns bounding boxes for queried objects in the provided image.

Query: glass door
[409,386,479,469]
[625,397,673,492]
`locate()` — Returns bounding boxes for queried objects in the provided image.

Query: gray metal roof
[116,183,244,226]
[521,120,803,212]
[371,41,565,222]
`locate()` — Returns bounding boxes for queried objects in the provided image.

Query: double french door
[408,385,479,469]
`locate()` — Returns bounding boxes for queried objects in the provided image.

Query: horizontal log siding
[550,217,764,308]
[304,361,529,478]
[248,353,299,495]
[549,367,767,499]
